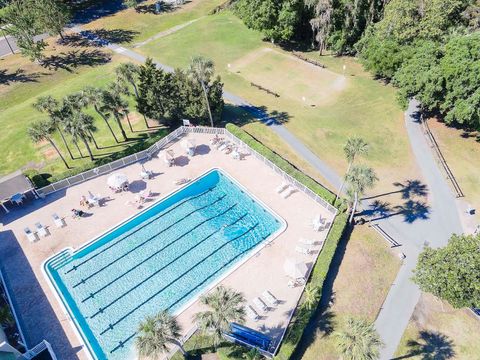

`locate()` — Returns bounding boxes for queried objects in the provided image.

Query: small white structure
[107,173,129,191]
[164,149,176,167]
[283,258,308,281]
[182,139,196,157]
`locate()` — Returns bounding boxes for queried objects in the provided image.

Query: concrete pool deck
[0,132,335,359]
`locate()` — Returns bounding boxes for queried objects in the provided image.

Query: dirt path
[133,17,204,48]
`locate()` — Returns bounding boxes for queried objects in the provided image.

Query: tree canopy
[413,233,480,309]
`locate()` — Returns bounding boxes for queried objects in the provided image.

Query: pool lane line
[72,194,228,288]
[81,212,247,303]
[110,225,265,353]
[64,187,216,274]
[89,203,240,318]
[100,222,259,336]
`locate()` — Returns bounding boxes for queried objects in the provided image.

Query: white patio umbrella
[283,258,308,279]
[107,173,129,189]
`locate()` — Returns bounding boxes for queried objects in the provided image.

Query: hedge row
[24,129,169,188]
[224,124,348,359]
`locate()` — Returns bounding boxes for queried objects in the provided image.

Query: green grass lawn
[137,11,419,197]
[395,293,480,360]
[0,42,156,178]
[299,225,401,359]
[82,0,226,45]
[428,118,480,213]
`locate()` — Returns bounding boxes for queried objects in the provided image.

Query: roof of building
[0,171,33,201]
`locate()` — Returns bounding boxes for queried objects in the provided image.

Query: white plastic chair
[253,297,268,312]
[262,290,279,306]
[52,213,65,228]
[24,227,37,243]
[35,223,48,237]
[295,244,313,255]
[246,305,259,322]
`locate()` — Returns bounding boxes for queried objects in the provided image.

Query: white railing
[37,125,337,215]
[21,340,57,360]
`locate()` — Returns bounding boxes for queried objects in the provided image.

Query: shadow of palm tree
[41,49,112,72]
[0,69,45,85]
[392,331,455,360]
[364,179,428,201]
[363,200,430,223]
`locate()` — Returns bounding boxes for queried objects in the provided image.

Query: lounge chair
[253,297,268,312]
[312,215,325,231]
[217,141,229,151]
[295,244,313,255]
[35,223,48,237]
[245,305,259,322]
[262,290,279,306]
[281,186,295,199]
[24,227,37,243]
[299,237,315,245]
[276,182,289,194]
[52,213,65,228]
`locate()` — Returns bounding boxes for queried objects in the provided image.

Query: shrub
[23,169,50,188]
[224,124,349,359]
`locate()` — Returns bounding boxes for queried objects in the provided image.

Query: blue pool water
[45,169,283,360]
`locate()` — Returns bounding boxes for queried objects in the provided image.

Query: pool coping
[42,167,287,360]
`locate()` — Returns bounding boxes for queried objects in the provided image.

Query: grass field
[395,293,480,360]
[298,225,401,359]
[82,0,226,45]
[0,39,154,178]
[138,11,420,198]
[428,118,480,213]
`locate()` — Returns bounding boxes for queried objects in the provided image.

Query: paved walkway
[133,18,203,48]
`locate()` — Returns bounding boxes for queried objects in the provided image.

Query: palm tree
[335,137,369,204]
[243,348,262,360]
[194,285,246,348]
[303,284,320,311]
[345,164,378,223]
[64,111,96,161]
[33,96,74,160]
[116,62,150,129]
[188,56,215,127]
[334,317,383,360]
[100,88,129,141]
[135,310,187,359]
[28,119,70,169]
[81,86,120,143]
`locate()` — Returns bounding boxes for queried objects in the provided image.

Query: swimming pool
[44,169,285,360]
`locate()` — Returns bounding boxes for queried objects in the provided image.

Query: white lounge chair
[312,215,325,231]
[253,297,268,312]
[281,186,296,199]
[299,237,315,245]
[276,182,289,194]
[262,290,279,306]
[24,227,37,243]
[217,141,229,151]
[35,223,48,237]
[295,244,313,255]
[52,213,65,228]
[246,305,259,321]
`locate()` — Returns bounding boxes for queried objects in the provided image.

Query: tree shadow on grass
[40,49,112,72]
[221,104,291,127]
[60,29,139,46]
[0,69,46,85]
[392,331,455,360]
